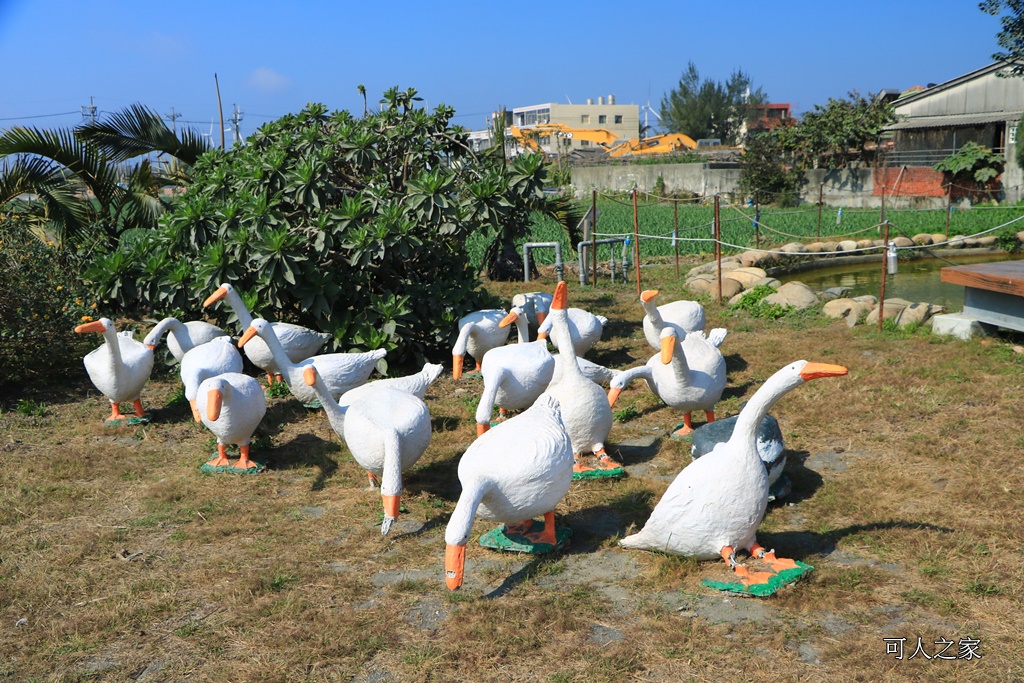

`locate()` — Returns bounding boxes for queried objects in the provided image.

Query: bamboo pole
[877,221,890,332]
[817,183,823,239]
[714,194,722,306]
[673,200,679,278]
[632,188,641,296]
[214,74,225,151]
[754,195,760,249]
[592,189,598,289]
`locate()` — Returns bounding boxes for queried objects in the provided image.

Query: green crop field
[466,198,1024,270]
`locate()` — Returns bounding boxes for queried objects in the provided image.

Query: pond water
[779,252,1019,311]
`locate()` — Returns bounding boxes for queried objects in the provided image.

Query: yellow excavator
[508,124,623,153]
[607,132,697,158]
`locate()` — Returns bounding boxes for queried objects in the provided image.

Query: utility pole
[230,104,244,145]
[81,96,97,124]
[165,107,182,135]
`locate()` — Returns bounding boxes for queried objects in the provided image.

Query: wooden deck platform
[941,260,1024,332]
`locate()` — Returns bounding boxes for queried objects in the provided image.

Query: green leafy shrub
[729,284,792,320]
[84,91,521,369]
[998,227,1020,253]
[0,218,95,379]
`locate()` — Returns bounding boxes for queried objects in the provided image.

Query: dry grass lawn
[2,262,1023,682]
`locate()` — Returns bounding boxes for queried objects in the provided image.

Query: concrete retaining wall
[572,164,956,209]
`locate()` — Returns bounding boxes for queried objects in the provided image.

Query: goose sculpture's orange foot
[720,545,775,587]
[750,542,798,572]
[108,401,128,423]
[672,413,695,438]
[207,443,231,468]
[594,448,622,471]
[474,361,482,373]
[504,520,534,537]
[572,455,593,473]
[521,511,558,546]
[233,445,258,470]
[366,471,380,491]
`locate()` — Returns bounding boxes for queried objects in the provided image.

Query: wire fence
[466,192,1024,274]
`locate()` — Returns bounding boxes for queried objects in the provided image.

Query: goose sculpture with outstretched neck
[196,373,266,470]
[238,319,384,406]
[511,291,553,338]
[445,393,573,590]
[203,283,331,383]
[639,289,706,351]
[180,337,244,421]
[609,325,727,438]
[474,306,554,435]
[304,366,431,535]
[451,309,510,380]
[619,360,847,588]
[541,281,618,473]
[143,317,228,362]
[75,318,155,423]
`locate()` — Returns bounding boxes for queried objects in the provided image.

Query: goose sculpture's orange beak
[206,389,223,422]
[238,326,258,348]
[303,366,317,386]
[452,355,464,380]
[799,363,848,381]
[641,289,659,303]
[445,544,466,590]
[203,286,228,308]
[607,387,622,407]
[74,321,106,334]
[660,335,675,364]
[499,311,517,328]
[551,281,568,311]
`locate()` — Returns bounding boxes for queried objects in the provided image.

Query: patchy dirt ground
[1,268,1023,682]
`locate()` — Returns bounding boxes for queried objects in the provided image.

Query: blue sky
[0,0,1005,138]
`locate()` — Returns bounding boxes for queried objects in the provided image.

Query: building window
[598,115,606,124]
[581,140,591,147]
[1011,124,1018,145]
[614,115,623,124]
[581,115,590,124]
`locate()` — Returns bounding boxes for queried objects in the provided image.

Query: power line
[0,111,79,122]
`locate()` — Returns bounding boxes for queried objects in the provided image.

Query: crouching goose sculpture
[619,360,847,590]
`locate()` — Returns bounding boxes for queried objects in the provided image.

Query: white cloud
[248,67,291,93]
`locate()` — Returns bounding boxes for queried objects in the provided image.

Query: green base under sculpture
[701,561,813,597]
[105,415,151,426]
[479,520,571,554]
[201,454,266,475]
[572,466,626,481]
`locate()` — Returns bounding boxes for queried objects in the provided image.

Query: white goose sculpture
[203,283,331,383]
[540,282,618,474]
[474,307,554,435]
[180,337,244,421]
[304,366,431,535]
[511,291,553,337]
[75,318,154,423]
[639,289,707,350]
[451,309,510,380]
[445,393,573,590]
[196,373,267,471]
[238,319,384,407]
[609,326,727,438]
[619,360,847,590]
[143,317,228,362]
[537,307,607,356]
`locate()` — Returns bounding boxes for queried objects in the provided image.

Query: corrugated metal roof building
[883,62,1024,202]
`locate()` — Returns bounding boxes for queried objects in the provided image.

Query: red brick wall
[872,167,946,197]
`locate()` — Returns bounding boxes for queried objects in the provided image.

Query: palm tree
[357,84,367,117]
[0,104,212,247]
